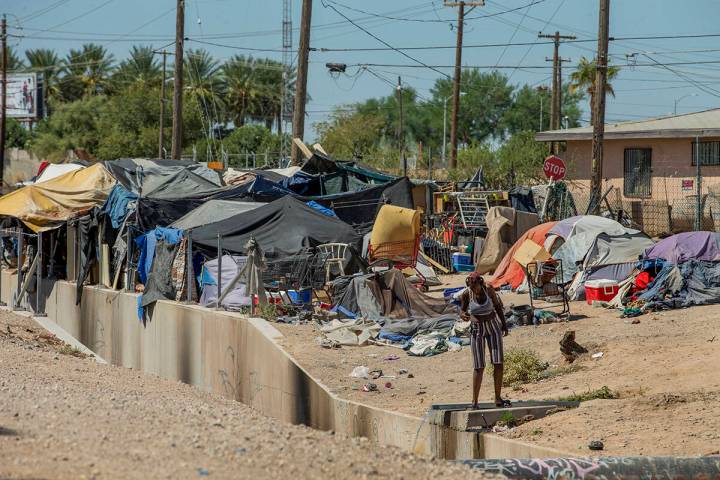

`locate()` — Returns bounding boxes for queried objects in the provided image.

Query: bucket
[511,304,533,326]
[584,279,619,305]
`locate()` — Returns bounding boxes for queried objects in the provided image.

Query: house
[536,108,720,235]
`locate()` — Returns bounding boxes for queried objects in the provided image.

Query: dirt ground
[0,310,485,480]
[276,273,720,457]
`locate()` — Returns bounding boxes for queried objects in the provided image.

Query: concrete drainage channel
[8,273,720,476]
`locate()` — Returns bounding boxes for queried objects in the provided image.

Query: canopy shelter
[170,200,264,231]
[19,163,85,186]
[190,196,362,257]
[643,231,720,264]
[0,163,116,232]
[489,221,558,290]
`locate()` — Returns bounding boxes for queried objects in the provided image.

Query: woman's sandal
[495,398,512,408]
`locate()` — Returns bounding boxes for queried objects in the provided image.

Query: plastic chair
[317,243,348,282]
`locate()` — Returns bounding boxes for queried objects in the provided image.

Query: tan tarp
[474,207,539,274]
[0,163,116,232]
[370,205,420,245]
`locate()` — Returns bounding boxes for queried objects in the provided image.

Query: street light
[442,92,466,165]
[674,93,698,115]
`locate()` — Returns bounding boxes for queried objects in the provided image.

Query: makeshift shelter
[489,221,558,290]
[104,158,221,194]
[170,200,264,231]
[190,196,362,257]
[0,163,116,232]
[19,163,85,186]
[643,231,720,264]
[636,260,720,310]
[474,207,539,274]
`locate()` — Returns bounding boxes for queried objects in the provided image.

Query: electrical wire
[19,0,71,23]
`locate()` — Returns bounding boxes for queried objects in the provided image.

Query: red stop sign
[543,155,566,180]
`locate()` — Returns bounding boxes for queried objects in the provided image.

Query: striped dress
[468,288,504,369]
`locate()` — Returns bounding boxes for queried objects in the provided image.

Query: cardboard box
[512,239,551,266]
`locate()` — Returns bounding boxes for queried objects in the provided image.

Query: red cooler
[585,279,619,304]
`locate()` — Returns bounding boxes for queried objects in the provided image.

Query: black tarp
[136,177,296,231]
[190,196,362,257]
[312,177,414,233]
[104,158,222,194]
[75,211,99,304]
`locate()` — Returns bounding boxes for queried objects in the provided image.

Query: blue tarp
[102,184,138,229]
[638,259,720,310]
[135,227,183,284]
[306,200,337,218]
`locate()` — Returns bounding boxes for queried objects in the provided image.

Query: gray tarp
[583,233,655,270]
[171,200,264,230]
[199,255,252,310]
[638,260,720,309]
[104,158,222,194]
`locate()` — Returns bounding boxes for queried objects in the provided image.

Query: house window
[691,140,720,166]
[624,148,652,197]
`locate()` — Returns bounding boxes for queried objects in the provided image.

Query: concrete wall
[3,148,43,188]
[1,269,567,460]
[562,137,720,201]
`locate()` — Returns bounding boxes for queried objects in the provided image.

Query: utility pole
[397,76,406,177]
[292,0,312,165]
[589,0,610,214]
[539,31,575,153]
[0,15,7,191]
[280,0,292,163]
[171,0,185,160]
[158,50,168,159]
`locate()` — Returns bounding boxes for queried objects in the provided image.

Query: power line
[320,0,450,79]
[39,0,116,34]
[19,0,71,23]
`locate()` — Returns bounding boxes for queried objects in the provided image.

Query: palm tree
[221,55,264,127]
[569,57,620,124]
[61,43,115,100]
[113,45,161,90]
[1,46,25,71]
[184,49,223,117]
[25,48,62,107]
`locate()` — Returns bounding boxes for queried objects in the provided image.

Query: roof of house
[536,108,720,141]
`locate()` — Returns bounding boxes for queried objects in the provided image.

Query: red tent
[488,221,557,290]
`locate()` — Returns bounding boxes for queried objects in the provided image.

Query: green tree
[315,108,386,159]
[495,131,549,186]
[25,48,63,107]
[1,46,25,71]
[113,45,162,90]
[569,57,620,124]
[61,44,116,100]
[6,118,30,149]
[184,49,223,117]
[430,70,514,145]
[502,84,582,134]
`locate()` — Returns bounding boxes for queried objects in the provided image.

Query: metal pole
[35,232,45,316]
[442,96,448,166]
[185,232,193,303]
[0,15,7,191]
[0,232,5,306]
[15,230,23,310]
[696,135,702,231]
[216,233,222,310]
[125,227,133,292]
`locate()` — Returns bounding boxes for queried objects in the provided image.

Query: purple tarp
[643,231,720,264]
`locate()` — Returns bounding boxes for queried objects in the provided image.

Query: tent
[190,196,362,257]
[488,221,558,290]
[643,231,720,264]
[170,200,264,231]
[0,163,116,232]
[20,163,85,186]
[104,158,221,194]
[474,207,540,274]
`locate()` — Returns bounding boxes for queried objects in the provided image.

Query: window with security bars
[624,148,652,197]
[691,140,720,166]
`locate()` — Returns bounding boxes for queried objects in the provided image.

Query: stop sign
[543,155,566,180]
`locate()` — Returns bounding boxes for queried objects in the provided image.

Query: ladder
[456,192,492,228]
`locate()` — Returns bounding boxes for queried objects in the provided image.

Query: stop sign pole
[540,155,567,221]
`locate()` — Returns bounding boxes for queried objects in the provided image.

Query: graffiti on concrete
[462,456,720,480]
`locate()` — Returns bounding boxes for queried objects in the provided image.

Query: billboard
[3,73,38,119]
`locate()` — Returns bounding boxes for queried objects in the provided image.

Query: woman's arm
[487,286,508,332]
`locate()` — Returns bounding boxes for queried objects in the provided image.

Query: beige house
[536,109,720,234]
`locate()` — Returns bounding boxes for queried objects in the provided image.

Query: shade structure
[190,196,362,257]
[0,163,116,232]
[488,221,558,290]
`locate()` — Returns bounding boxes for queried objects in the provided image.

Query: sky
[6,0,720,141]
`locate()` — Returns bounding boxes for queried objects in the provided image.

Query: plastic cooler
[452,252,474,272]
[584,279,619,304]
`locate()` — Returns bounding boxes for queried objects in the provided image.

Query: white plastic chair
[317,243,348,282]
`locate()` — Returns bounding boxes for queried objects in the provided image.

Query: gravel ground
[0,310,486,480]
